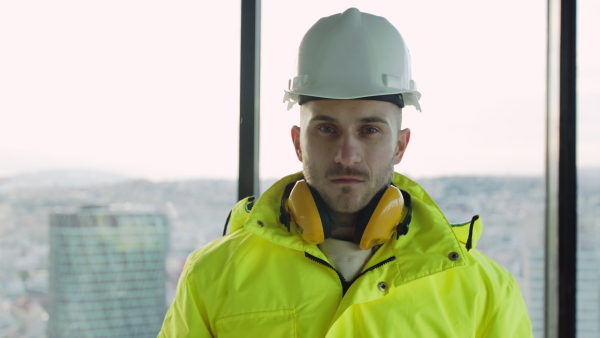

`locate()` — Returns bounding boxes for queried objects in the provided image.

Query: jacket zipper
[354,256,396,279]
[305,252,396,296]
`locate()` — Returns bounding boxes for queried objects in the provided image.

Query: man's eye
[318,125,336,133]
[362,127,380,134]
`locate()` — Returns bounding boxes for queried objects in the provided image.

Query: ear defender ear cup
[307,185,333,239]
[353,188,387,246]
[286,180,331,244]
[355,185,408,250]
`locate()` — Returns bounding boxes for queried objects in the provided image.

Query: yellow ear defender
[279,180,412,250]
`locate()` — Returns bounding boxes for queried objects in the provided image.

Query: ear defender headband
[280,180,412,250]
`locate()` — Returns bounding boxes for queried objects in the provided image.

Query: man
[159,8,533,337]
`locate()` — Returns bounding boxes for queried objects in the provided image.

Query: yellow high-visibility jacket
[159,172,533,337]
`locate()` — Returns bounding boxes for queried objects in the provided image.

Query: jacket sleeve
[481,276,533,337]
[157,264,213,338]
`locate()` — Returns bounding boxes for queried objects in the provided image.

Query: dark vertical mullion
[558,0,577,336]
[545,0,577,337]
[238,0,261,200]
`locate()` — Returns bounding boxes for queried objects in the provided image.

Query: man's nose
[334,135,362,166]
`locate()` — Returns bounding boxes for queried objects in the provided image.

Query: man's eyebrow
[309,115,390,126]
[359,116,390,125]
[309,115,338,123]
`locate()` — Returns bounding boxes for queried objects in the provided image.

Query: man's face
[291,99,410,214]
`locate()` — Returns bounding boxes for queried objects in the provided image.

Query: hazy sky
[1,1,598,181]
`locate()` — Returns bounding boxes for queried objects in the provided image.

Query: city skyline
[1,170,599,337]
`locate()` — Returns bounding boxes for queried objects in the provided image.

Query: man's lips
[329,177,364,184]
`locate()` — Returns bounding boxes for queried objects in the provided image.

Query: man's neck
[329,210,358,241]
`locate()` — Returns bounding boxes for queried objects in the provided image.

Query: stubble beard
[303,156,396,214]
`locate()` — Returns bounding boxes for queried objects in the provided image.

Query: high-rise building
[48,206,169,338]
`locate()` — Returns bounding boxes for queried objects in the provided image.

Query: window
[577,0,600,336]
[0,2,239,336]
[261,1,546,334]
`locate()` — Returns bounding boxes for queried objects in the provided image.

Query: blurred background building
[47,206,168,338]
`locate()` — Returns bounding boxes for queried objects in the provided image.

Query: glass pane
[261,1,545,336]
[0,2,239,336]
[577,0,600,336]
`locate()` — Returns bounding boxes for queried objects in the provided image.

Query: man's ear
[394,128,411,164]
[291,126,302,161]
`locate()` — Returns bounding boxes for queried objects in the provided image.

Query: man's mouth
[329,177,364,184]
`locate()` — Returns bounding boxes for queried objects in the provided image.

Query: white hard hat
[283,8,421,111]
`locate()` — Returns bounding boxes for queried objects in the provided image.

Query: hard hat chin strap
[298,94,405,109]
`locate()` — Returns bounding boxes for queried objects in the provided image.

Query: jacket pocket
[215,309,297,337]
